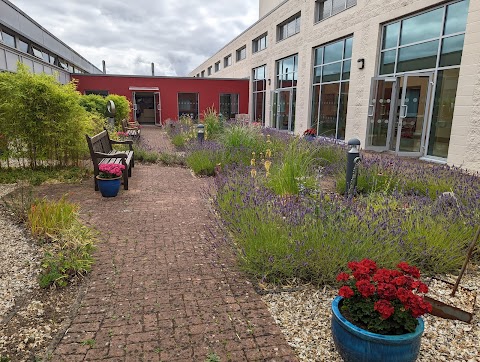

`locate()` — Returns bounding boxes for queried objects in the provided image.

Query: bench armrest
[110,139,133,150]
[93,151,128,159]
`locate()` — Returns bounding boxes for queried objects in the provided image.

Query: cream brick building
[190,0,480,171]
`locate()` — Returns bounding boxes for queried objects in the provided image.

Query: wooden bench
[121,119,141,139]
[86,129,134,191]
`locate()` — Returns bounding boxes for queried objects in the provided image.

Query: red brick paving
[40,126,298,361]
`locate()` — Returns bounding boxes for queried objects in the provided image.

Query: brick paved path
[43,126,298,361]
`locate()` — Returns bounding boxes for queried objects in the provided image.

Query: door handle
[400,104,408,119]
[368,104,374,117]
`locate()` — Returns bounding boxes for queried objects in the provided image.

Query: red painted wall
[72,74,250,123]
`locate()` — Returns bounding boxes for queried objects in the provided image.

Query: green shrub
[0,166,89,186]
[171,134,186,148]
[134,147,159,163]
[27,197,77,239]
[27,197,96,288]
[106,94,131,126]
[158,152,185,166]
[266,139,318,196]
[186,149,222,176]
[0,63,93,167]
[203,107,223,140]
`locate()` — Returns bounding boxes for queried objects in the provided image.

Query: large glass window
[207,66,212,76]
[315,0,356,22]
[378,0,469,159]
[311,36,352,139]
[380,0,469,75]
[427,68,460,158]
[278,13,301,41]
[252,65,267,125]
[219,94,239,119]
[178,93,199,119]
[214,61,220,72]
[273,55,298,132]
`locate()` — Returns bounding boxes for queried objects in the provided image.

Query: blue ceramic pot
[96,176,121,197]
[331,296,424,362]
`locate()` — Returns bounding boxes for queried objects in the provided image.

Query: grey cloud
[11,0,258,75]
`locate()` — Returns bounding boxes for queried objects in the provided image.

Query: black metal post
[197,124,205,144]
[346,138,361,195]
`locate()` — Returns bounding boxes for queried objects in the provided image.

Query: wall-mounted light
[268,78,271,86]
[357,58,365,70]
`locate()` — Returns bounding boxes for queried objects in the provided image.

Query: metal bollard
[197,124,205,144]
[346,138,361,195]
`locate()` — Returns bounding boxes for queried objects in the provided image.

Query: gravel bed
[0,185,79,361]
[0,185,40,320]
[262,265,480,362]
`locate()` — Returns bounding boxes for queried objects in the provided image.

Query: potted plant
[96,163,125,197]
[332,259,432,362]
[303,128,316,141]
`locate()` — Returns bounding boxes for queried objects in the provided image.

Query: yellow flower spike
[266,171,270,177]
[265,148,272,158]
[251,158,256,166]
[266,134,271,143]
[264,160,271,172]
[250,168,257,178]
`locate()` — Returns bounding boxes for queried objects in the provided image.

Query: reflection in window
[219,94,239,119]
[382,22,400,50]
[276,54,298,89]
[17,39,28,53]
[397,40,439,72]
[400,8,443,45]
[178,93,199,119]
[253,65,267,125]
[379,0,469,75]
[427,68,460,158]
[444,0,469,35]
[236,46,246,61]
[311,36,352,139]
[440,34,465,67]
[1,31,15,48]
[32,47,42,58]
[215,61,220,72]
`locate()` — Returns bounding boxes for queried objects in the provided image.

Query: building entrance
[133,91,162,126]
[366,72,433,157]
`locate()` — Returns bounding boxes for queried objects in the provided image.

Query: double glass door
[366,73,433,156]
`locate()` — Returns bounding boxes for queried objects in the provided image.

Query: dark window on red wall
[178,93,199,119]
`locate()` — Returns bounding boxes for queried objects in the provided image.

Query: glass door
[274,89,293,131]
[394,73,433,156]
[154,92,162,126]
[366,77,397,151]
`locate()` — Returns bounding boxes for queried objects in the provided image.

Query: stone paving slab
[40,126,298,361]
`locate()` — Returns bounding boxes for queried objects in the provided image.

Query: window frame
[315,0,357,23]
[252,33,268,53]
[224,54,232,68]
[277,12,301,41]
[236,46,247,61]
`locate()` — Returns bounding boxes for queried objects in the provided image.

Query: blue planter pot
[331,296,424,362]
[96,176,121,197]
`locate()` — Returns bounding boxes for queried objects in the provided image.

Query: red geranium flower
[336,259,431,335]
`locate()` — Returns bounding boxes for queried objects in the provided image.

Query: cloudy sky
[10,0,259,76]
